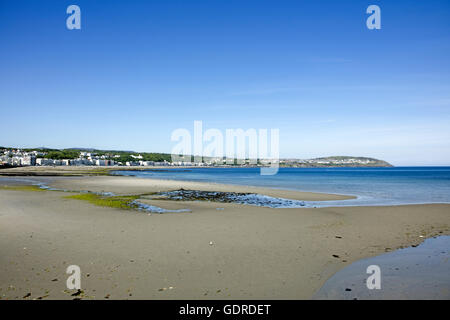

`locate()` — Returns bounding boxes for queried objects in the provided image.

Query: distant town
[0,147,392,168]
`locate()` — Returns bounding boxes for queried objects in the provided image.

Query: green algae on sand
[64,193,140,210]
[0,185,46,192]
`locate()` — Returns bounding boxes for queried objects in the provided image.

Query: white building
[21,156,36,166]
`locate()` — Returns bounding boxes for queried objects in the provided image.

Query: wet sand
[0,174,449,299]
[314,236,450,299]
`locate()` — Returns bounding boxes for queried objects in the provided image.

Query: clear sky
[1,0,450,165]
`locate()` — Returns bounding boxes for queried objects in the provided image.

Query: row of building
[0,150,189,167]
[1,149,274,167]
[280,158,376,165]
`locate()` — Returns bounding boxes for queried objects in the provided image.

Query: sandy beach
[0,169,449,300]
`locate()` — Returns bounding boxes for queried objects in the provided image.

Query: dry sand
[0,174,449,300]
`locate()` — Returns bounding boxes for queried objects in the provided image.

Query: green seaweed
[0,185,46,192]
[65,193,140,210]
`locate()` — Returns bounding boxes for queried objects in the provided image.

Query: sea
[113,167,450,207]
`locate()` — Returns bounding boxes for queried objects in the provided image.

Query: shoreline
[0,163,395,175]
[14,173,450,208]
[0,173,449,299]
[3,165,450,207]
[112,169,450,208]
[111,170,360,202]
[111,172,450,208]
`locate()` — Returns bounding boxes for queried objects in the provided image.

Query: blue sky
[1,0,450,165]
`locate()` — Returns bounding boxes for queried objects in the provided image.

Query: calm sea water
[314,236,450,299]
[113,167,450,207]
